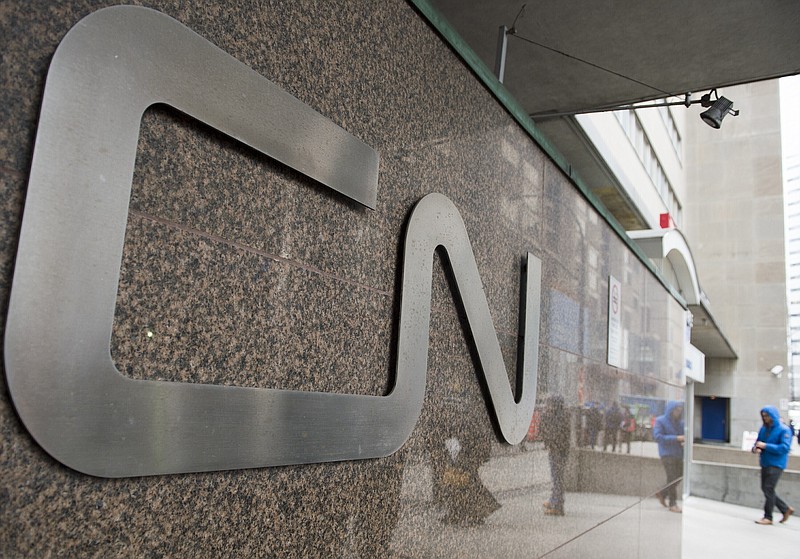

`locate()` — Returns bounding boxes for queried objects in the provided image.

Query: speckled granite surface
[1,1,683,557]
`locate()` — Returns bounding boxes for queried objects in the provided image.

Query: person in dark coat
[603,402,622,452]
[540,394,571,516]
[619,405,636,454]
[585,403,602,449]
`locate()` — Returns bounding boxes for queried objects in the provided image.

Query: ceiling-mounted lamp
[699,92,739,129]
[683,89,740,128]
[531,89,740,128]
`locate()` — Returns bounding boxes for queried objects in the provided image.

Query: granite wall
[1,1,686,557]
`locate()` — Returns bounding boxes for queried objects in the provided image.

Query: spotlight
[769,365,784,377]
[700,96,739,129]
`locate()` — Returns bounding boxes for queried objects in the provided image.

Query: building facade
[684,81,790,446]
[538,81,790,451]
[2,2,690,557]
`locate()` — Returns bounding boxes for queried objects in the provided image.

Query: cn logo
[5,6,541,477]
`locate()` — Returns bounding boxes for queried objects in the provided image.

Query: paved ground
[392,447,679,558]
[683,496,800,559]
[390,445,799,557]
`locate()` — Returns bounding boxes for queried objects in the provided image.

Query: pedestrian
[603,402,622,452]
[586,403,602,449]
[540,394,571,516]
[752,406,794,525]
[619,405,636,454]
[653,400,684,513]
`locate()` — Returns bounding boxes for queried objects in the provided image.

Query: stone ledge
[690,461,800,509]
[692,443,800,471]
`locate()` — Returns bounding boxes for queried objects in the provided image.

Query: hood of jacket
[757,405,791,469]
[664,400,684,422]
[760,405,781,426]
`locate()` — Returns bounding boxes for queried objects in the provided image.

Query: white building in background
[537,79,792,449]
[684,80,789,445]
[572,102,686,231]
[785,150,800,404]
[782,76,800,405]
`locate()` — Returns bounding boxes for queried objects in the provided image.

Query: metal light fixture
[769,365,784,377]
[699,91,739,129]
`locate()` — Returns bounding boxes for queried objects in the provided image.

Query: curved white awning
[628,229,701,304]
[628,229,736,359]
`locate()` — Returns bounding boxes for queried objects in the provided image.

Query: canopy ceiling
[428,0,800,117]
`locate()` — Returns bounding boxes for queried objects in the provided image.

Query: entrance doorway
[701,396,729,442]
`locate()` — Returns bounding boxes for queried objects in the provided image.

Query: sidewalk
[683,496,800,559]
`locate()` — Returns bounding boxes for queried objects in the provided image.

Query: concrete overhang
[424,1,800,232]
[628,229,737,359]
[689,296,737,360]
[427,0,800,116]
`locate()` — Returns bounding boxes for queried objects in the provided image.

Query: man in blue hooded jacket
[752,405,794,525]
[653,401,684,513]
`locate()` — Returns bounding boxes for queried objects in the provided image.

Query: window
[658,105,683,162]
[615,110,683,227]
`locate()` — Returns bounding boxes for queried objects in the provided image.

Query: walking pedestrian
[653,401,684,513]
[752,406,794,525]
[603,402,622,452]
[620,405,636,454]
[540,394,571,516]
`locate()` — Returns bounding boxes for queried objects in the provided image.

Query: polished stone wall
[1,1,685,557]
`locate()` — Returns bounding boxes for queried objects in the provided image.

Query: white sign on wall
[685,343,705,383]
[741,430,758,451]
[607,275,622,368]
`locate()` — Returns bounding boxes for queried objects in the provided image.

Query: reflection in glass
[541,394,570,516]
[436,435,501,526]
[653,401,685,513]
[620,405,636,454]
[603,402,622,452]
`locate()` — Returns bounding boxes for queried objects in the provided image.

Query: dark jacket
[604,404,622,430]
[653,401,684,459]
[540,395,570,454]
[756,406,792,470]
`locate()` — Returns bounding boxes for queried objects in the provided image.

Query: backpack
[621,417,636,433]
